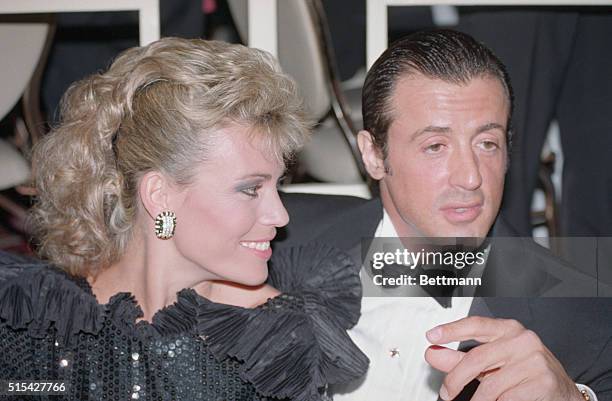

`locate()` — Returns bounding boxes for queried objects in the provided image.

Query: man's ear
[358,130,386,180]
[139,171,170,220]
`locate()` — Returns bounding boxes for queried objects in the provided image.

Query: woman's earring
[154,211,176,239]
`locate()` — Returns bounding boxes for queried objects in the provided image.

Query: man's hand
[424,316,585,401]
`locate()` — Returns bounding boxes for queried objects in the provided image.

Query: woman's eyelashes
[236,173,285,198]
[237,183,263,198]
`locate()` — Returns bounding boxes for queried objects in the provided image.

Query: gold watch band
[580,388,591,401]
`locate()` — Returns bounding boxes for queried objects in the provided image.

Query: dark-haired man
[276,30,611,401]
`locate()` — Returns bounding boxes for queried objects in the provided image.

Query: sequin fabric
[0,297,270,401]
[0,244,369,401]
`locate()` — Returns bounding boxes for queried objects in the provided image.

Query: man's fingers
[437,340,514,400]
[424,345,465,373]
[474,375,564,401]
[426,316,525,345]
[469,358,533,401]
[427,319,572,401]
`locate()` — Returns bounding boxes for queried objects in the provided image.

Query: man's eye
[241,185,262,198]
[479,141,499,151]
[424,143,444,153]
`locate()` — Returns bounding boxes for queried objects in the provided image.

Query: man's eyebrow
[410,126,451,142]
[408,122,506,142]
[476,122,507,134]
[235,173,272,181]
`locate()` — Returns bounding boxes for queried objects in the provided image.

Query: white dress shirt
[332,210,598,401]
[333,210,473,401]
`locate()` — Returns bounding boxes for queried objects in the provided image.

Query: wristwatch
[580,388,591,401]
[576,383,596,401]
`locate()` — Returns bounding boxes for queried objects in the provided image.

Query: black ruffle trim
[0,264,104,346]
[267,242,363,329]
[192,291,369,401]
[0,244,368,400]
[188,243,369,401]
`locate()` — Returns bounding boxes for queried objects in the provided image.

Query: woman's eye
[424,143,445,153]
[241,185,262,198]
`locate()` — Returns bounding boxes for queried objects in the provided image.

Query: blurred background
[1,1,611,270]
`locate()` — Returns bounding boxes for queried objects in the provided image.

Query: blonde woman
[0,38,367,400]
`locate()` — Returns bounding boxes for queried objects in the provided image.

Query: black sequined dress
[0,244,368,400]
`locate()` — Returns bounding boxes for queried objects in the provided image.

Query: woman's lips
[239,240,272,259]
[440,203,483,224]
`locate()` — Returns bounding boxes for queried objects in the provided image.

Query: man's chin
[427,221,489,239]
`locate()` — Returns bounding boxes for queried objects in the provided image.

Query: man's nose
[261,190,290,228]
[448,147,483,191]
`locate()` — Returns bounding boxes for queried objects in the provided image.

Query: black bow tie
[369,261,473,308]
[416,263,473,308]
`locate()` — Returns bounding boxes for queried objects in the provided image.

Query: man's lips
[439,202,483,223]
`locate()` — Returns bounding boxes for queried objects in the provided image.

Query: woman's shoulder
[195,242,368,401]
[0,250,48,279]
[0,251,103,345]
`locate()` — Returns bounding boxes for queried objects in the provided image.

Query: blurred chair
[282,182,371,199]
[0,16,54,227]
[228,0,369,191]
[532,152,559,237]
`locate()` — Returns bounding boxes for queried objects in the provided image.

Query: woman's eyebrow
[235,173,272,181]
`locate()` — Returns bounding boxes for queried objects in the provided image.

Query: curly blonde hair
[29,37,309,277]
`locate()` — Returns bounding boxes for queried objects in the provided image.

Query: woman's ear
[139,171,170,220]
[358,130,386,180]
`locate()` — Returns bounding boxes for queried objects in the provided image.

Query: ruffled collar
[0,263,104,344]
[0,244,369,400]
[103,288,208,339]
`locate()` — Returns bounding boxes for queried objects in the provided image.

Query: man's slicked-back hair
[362,29,514,158]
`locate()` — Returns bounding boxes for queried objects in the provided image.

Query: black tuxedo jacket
[275,192,612,400]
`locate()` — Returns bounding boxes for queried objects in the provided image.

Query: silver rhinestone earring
[154,211,176,239]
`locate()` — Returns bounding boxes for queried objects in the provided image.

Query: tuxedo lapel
[477,238,560,297]
[466,298,533,347]
[316,197,382,251]
[467,297,533,322]
[467,297,494,318]
[474,217,561,296]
